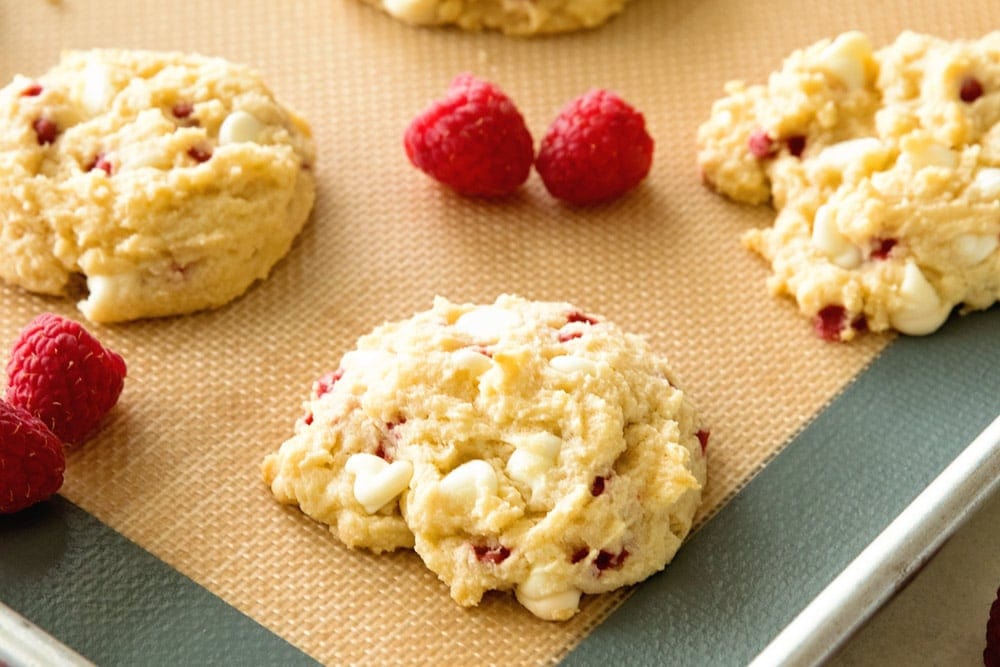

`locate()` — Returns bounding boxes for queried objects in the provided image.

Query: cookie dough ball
[697,31,1000,340]
[358,0,630,36]
[0,49,316,322]
[262,295,707,620]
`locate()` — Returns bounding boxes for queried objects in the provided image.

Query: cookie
[262,295,706,620]
[0,49,316,322]
[358,0,629,36]
[698,31,1000,341]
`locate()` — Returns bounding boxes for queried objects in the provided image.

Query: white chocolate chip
[382,0,439,22]
[438,459,498,506]
[219,110,265,145]
[952,233,998,266]
[454,307,520,342]
[817,31,873,91]
[511,432,562,460]
[889,261,952,335]
[78,273,141,321]
[549,355,599,375]
[345,453,413,514]
[81,62,114,115]
[970,168,1000,199]
[515,568,581,621]
[901,136,958,170]
[812,137,887,175]
[450,348,493,376]
[811,204,861,269]
[505,433,562,497]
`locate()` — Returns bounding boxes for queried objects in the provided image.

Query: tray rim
[751,413,1000,666]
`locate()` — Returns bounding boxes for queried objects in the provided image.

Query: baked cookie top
[0,49,316,322]
[262,295,706,620]
[358,0,629,36]
[697,31,1000,341]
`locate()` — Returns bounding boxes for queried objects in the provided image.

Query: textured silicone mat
[0,1,995,664]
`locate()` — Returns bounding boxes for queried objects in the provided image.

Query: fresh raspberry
[404,74,534,197]
[6,313,126,445]
[535,89,654,205]
[0,400,65,514]
[986,585,1000,667]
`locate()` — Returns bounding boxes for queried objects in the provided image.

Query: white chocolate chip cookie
[357,0,629,36]
[0,49,316,322]
[698,31,1000,341]
[262,295,707,620]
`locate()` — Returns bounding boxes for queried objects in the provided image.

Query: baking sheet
[0,1,996,665]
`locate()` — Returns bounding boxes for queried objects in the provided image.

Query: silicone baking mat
[0,1,996,664]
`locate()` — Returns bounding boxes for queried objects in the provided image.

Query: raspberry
[33,117,59,145]
[748,129,777,159]
[786,135,807,158]
[696,429,710,455]
[20,83,43,97]
[0,400,65,514]
[187,145,212,163]
[590,475,606,497]
[6,313,127,445]
[536,89,654,205]
[472,544,511,564]
[870,237,898,260]
[986,585,1000,667]
[404,74,534,197]
[961,76,984,103]
[813,305,849,342]
[594,549,629,572]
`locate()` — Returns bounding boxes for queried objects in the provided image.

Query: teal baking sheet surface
[1,306,998,665]
[0,497,317,666]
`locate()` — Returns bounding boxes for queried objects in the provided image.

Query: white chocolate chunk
[505,450,549,491]
[454,307,520,342]
[549,355,599,375]
[219,110,264,145]
[952,233,998,266]
[516,588,582,621]
[817,31,873,91]
[450,348,493,376]
[970,168,1000,199]
[438,459,498,506]
[505,433,563,496]
[382,0,439,22]
[811,204,861,269]
[510,432,563,460]
[345,453,413,514]
[812,137,887,175]
[78,273,141,321]
[901,136,958,170]
[889,261,952,335]
[515,568,582,621]
[81,62,114,115]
